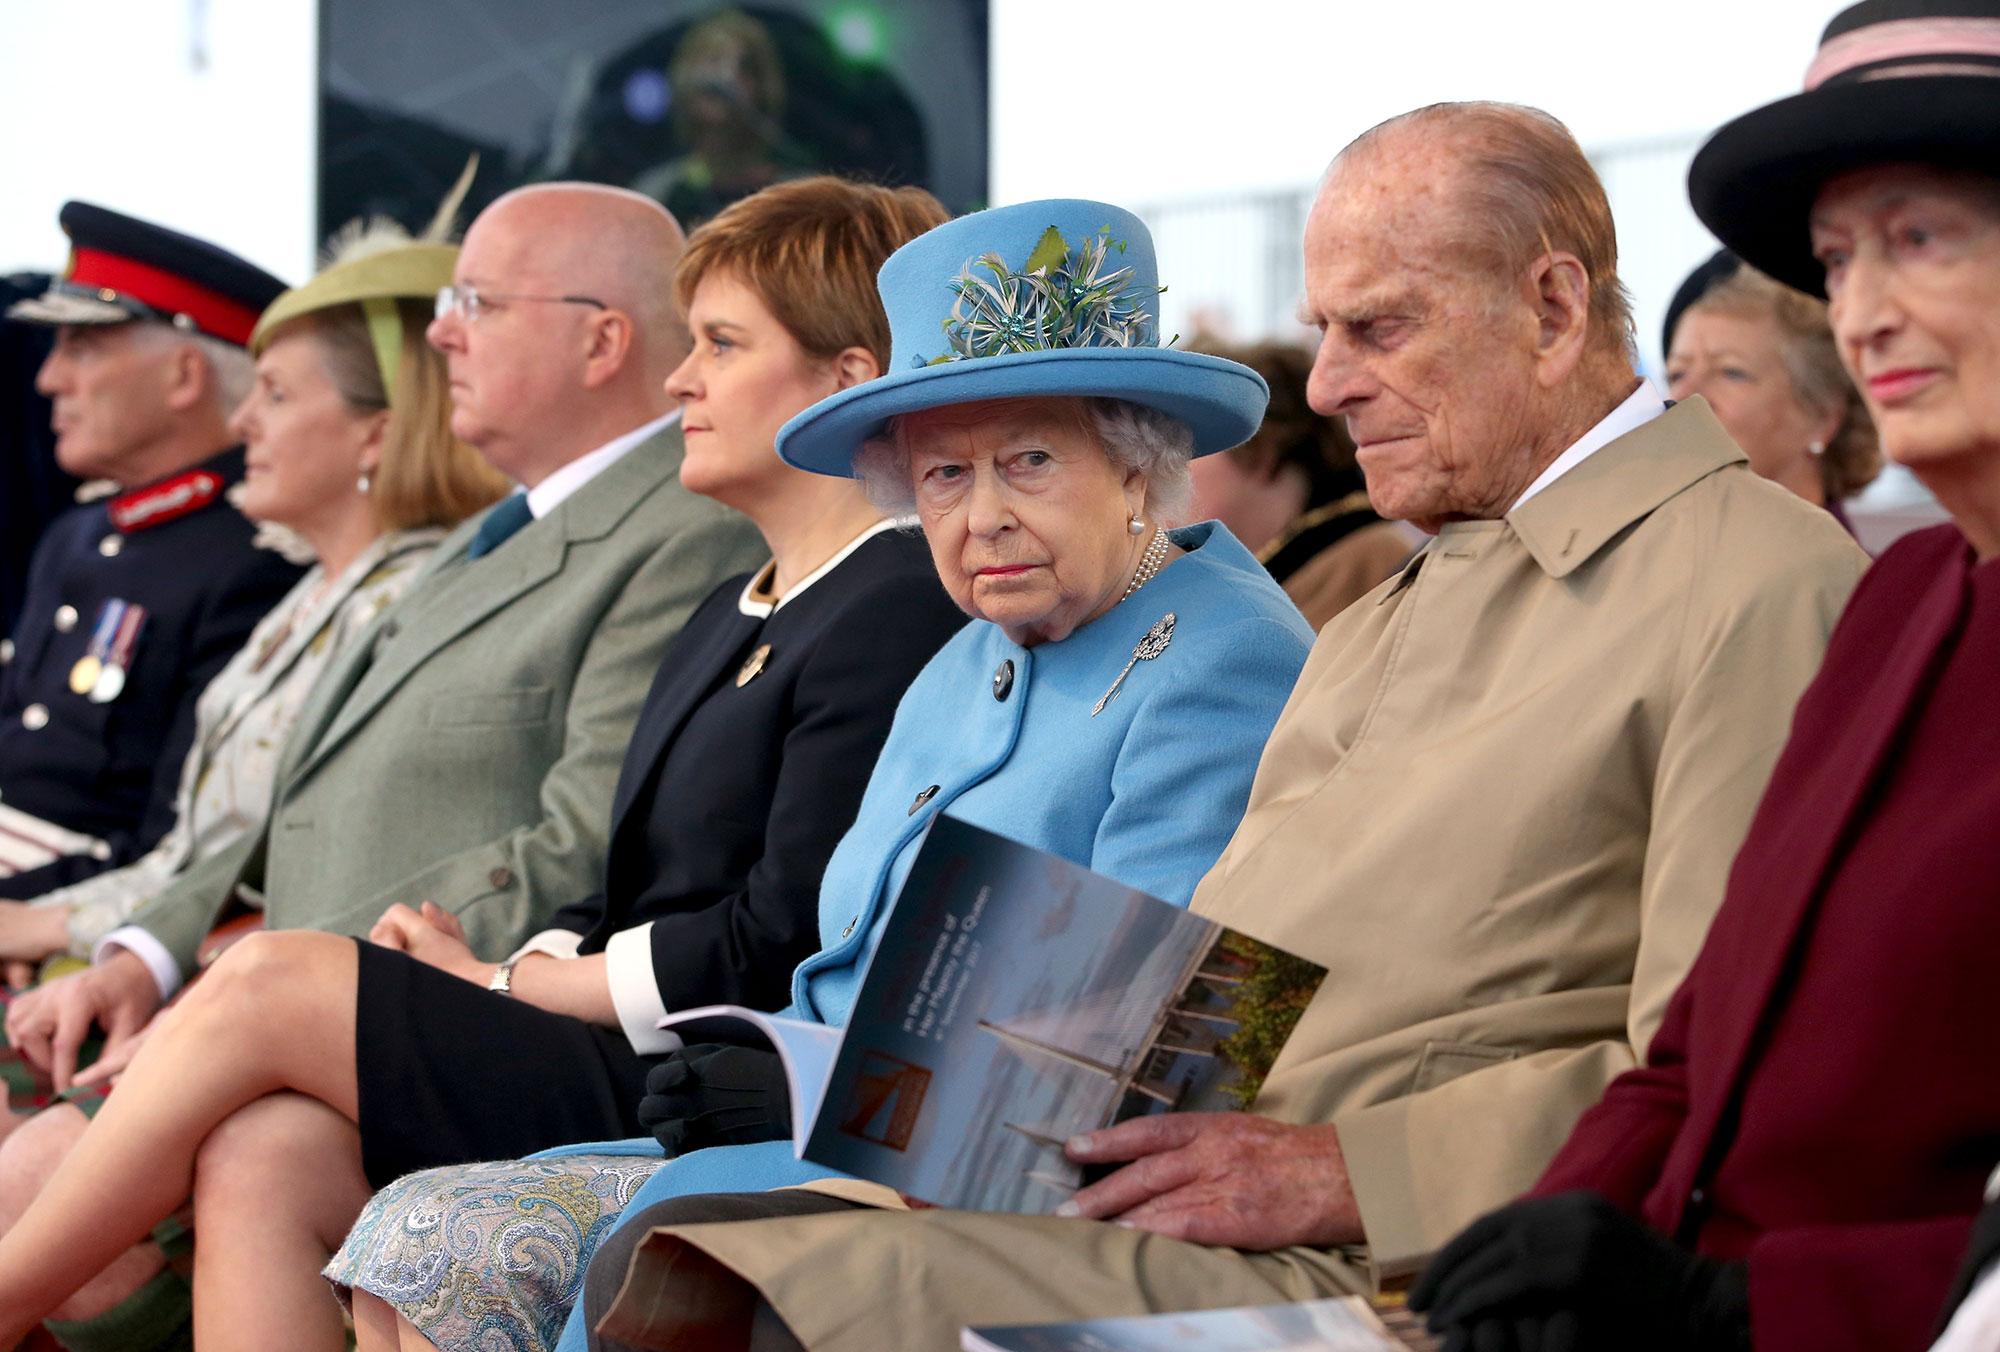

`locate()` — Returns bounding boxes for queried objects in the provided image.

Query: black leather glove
[636,1043,793,1157]
[1408,1192,1750,1352]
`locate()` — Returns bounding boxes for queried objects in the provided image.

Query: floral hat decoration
[776,199,1271,477]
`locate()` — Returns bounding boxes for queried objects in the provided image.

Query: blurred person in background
[0,205,302,901]
[1665,250,1882,530]
[1415,4,2000,1347]
[0,222,506,986]
[1188,340,1411,627]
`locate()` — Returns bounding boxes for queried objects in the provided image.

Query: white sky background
[988,0,1831,203]
[0,0,1839,358]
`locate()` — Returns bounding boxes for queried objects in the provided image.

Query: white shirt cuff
[94,926,183,1001]
[605,923,676,1054]
[507,928,584,965]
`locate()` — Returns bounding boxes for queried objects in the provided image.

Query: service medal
[90,664,127,704]
[68,656,102,696]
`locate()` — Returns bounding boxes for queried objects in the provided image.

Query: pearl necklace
[1121,526,1169,601]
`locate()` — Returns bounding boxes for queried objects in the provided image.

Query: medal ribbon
[85,600,124,666]
[104,604,146,677]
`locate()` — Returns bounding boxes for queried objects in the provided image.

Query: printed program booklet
[654,813,1328,1212]
[960,1295,1439,1352]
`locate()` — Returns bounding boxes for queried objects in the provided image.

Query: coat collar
[1376,399,1748,600]
[1506,398,1747,580]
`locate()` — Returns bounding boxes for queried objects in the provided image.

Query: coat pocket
[426,686,553,728]
[1408,1039,1517,1096]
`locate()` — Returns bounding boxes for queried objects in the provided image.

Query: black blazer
[548,527,964,1014]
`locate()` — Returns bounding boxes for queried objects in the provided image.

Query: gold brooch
[736,643,772,687]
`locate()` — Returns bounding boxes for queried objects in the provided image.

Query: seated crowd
[0,3,1994,1349]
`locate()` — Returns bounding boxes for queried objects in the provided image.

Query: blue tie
[465,493,533,560]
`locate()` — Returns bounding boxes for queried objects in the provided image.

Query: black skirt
[352,939,663,1188]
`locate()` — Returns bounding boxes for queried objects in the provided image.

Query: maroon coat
[1534,524,2000,1352]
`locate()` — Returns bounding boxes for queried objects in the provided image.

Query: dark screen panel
[318,0,988,238]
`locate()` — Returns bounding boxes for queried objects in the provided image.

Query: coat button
[0,638,12,664]
[21,704,49,731]
[488,866,513,889]
[53,606,78,633]
[98,535,123,558]
[908,784,940,816]
[1688,1187,1708,1209]
[991,659,1014,701]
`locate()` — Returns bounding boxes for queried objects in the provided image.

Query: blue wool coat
[542,522,1312,1350]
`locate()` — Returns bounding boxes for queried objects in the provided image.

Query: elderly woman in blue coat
[328,199,1317,1352]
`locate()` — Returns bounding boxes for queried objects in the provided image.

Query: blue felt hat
[777,199,1270,477]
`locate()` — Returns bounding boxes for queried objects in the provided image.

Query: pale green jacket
[124,424,764,979]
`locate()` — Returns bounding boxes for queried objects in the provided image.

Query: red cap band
[68,247,263,345]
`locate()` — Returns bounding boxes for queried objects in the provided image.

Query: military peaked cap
[5,201,288,347]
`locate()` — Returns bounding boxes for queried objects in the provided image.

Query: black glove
[636,1043,793,1157]
[1408,1192,1750,1352]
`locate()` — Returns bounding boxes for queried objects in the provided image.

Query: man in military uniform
[0,203,303,901]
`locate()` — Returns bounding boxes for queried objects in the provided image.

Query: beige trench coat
[604,400,1869,1352]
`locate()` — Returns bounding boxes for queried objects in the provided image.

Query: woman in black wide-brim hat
[1412,3,2000,1350]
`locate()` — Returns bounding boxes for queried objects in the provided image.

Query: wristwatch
[486,958,519,997]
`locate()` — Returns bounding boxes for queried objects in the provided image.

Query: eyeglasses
[433,284,608,324]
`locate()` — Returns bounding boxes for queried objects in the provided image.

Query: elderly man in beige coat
[568,104,1869,1352]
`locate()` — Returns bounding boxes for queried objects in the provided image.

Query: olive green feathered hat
[247,157,478,404]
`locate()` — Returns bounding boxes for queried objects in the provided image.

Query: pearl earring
[1127,514,1146,535]
[1807,441,1826,457]
[357,470,373,494]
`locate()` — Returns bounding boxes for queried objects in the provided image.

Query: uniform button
[21,704,49,731]
[53,606,78,633]
[1689,1187,1708,1209]
[841,918,857,938]
[908,784,940,816]
[0,638,12,664]
[991,659,1015,701]
[98,535,123,558]
[488,866,514,889]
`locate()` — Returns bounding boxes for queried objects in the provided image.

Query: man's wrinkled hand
[3,949,161,1091]
[1057,1113,1363,1250]
[368,902,487,985]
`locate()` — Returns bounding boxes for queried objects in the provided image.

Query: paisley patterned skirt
[325,1154,665,1352]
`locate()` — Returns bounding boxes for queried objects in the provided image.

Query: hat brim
[777,347,1270,477]
[5,291,134,328]
[1690,75,2000,297]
